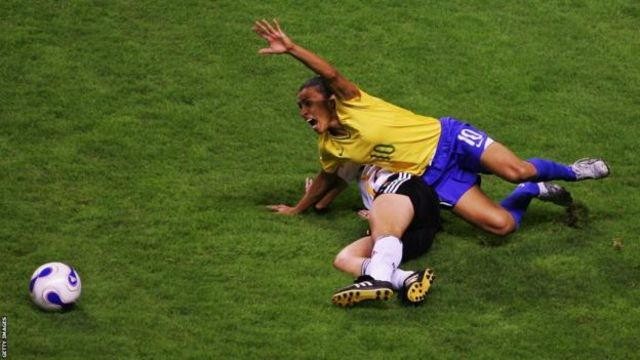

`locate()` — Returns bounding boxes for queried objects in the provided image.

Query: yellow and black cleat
[403,268,435,304]
[332,276,394,307]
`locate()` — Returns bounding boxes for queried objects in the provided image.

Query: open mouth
[306,118,318,129]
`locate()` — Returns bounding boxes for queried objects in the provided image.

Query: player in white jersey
[307,163,441,306]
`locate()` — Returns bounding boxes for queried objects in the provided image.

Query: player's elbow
[322,69,339,82]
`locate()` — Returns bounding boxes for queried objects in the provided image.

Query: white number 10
[457,128,484,148]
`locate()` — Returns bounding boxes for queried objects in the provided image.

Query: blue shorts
[421,117,493,208]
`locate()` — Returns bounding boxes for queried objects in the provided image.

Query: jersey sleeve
[319,148,340,174]
[337,87,369,108]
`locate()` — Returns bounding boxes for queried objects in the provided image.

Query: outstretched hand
[267,204,298,215]
[253,19,294,55]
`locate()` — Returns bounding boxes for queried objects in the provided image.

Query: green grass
[1,1,639,359]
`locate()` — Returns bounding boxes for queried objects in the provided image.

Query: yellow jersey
[319,89,441,175]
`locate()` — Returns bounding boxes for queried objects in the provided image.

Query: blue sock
[528,158,576,181]
[500,182,540,228]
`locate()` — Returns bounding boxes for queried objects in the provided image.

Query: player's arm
[314,161,362,210]
[268,170,339,215]
[309,161,360,211]
[253,19,360,101]
[308,176,348,212]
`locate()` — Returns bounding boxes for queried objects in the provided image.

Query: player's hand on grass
[267,204,299,215]
[357,209,370,220]
[253,19,294,54]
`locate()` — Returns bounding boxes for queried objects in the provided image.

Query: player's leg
[333,236,373,277]
[453,184,517,236]
[451,126,573,220]
[454,180,576,234]
[332,233,431,289]
[480,142,574,183]
[454,181,571,235]
[332,234,424,307]
[369,193,414,238]
[367,193,414,282]
[480,142,605,225]
[332,234,434,307]
[364,178,440,302]
[331,193,413,307]
[480,142,609,183]
[394,227,437,304]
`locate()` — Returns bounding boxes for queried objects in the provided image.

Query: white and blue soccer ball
[29,262,82,311]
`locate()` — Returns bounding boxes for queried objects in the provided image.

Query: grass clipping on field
[564,201,590,228]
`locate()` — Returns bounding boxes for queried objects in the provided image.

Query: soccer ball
[29,262,82,311]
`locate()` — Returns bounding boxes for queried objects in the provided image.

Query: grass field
[1,1,639,359]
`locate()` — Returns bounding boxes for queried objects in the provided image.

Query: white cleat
[571,158,610,180]
[538,182,573,207]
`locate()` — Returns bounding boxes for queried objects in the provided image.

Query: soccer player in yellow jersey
[254,19,610,301]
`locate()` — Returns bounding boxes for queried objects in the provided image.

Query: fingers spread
[254,20,271,34]
[261,19,277,33]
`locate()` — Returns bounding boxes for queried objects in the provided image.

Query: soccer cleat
[570,158,610,180]
[331,276,394,307]
[402,268,435,304]
[537,182,573,207]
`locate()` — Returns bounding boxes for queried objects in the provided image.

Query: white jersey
[359,165,401,210]
[335,163,397,210]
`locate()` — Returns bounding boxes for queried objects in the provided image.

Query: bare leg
[453,184,516,236]
[334,193,414,277]
[480,142,537,183]
[331,193,434,306]
[481,141,582,183]
[333,236,374,277]
[365,193,414,281]
[369,194,414,240]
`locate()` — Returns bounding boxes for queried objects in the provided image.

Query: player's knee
[488,213,516,236]
[492,224,516,236]
[502,162,535,183]
[333,251,349,272]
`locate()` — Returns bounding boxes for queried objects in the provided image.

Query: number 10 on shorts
[457,128,485,148]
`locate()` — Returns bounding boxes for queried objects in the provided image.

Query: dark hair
[298,76,333,98]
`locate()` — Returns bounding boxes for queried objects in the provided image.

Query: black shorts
[377,174,442,263]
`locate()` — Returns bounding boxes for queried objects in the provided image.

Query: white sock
[367,235,403,282]
[360,258,371,277]
[390,268,413,290]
